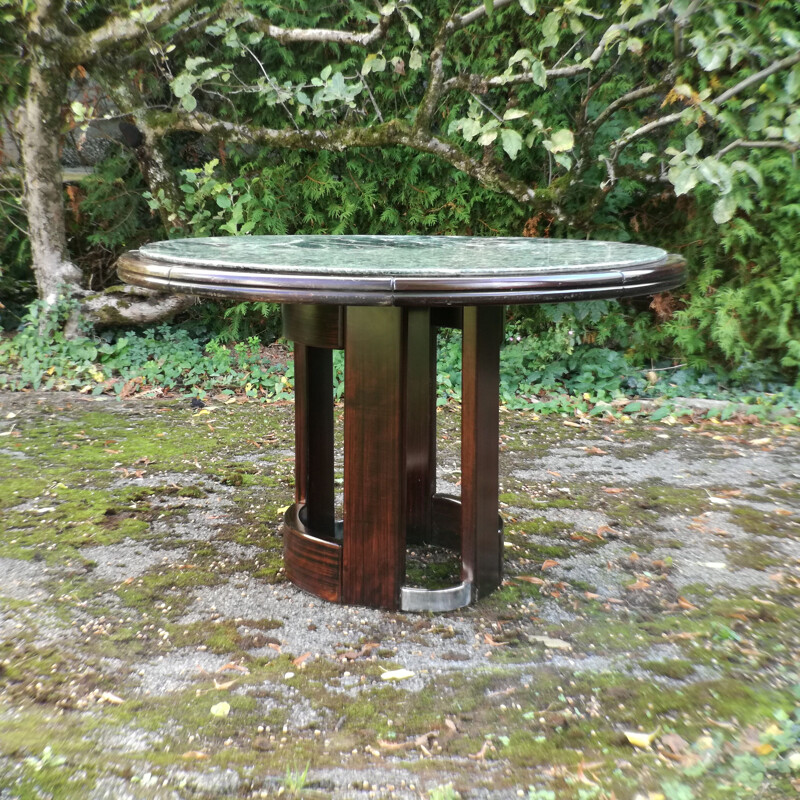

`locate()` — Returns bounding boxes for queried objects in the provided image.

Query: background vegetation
[1,0,798,399]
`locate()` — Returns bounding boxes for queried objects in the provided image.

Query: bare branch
[443,4,671,94]
[713,52,800,105]
[238,9,392,46]
[416,0,515,134]
[612,110,684,153]
[75,0,197,61]
[79,289,197,328]
[148,110,540,204]
[415,31,448,133]
[716,138,800,158]
[443,64,593,93]
[585,5,670,64]
[610,52,800,160]
[360,76,384,124]
[590,84,663,130]
[455,0,515,29]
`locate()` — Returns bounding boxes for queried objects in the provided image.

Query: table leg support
[342,307,407,609]
[293,343,335,534]
[461,306,504,600]
[406,308,437,545]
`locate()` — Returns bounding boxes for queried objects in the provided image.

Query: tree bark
[17,56,83,305]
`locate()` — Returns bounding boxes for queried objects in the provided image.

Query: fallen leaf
[774,509,792,516]
[98,691,125,705]
[515,575,545,585]
[625,729,659,748]
[563,420,582,428]
[293,652,312,667]
[602,487,624,494]
[182,751,209,760]
[213,679,236,691]
[468,740,495,760]
[541,559,559,570]
[750,437,771,446]
[660,733,688,754]
[547,470,562,477]
[626,578,651,591]
[216,662,249,674]
[210,701,230,717]
[530,635,571,650]
[381,668,415,682]
[584,446,608,455]
[677,596,698,610]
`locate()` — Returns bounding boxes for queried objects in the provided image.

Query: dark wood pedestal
[281,303,504,611]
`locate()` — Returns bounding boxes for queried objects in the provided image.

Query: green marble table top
[139,235,667,276]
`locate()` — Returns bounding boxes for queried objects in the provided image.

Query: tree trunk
[17,58,83,306]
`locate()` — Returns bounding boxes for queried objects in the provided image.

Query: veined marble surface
[139,235,666,276]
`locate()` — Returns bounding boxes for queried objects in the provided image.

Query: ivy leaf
[698,44,728,71]
[712,193,738,224]
[553,152,572,170]
[503,108,527,121]
[731,160,763,187]
[684,130,703,156]
[362,54,386,75]
[519,0,536,14]
[184,56,209,72]
[650,406,673,421]
[500,128,523,159]
[545,128,574,153]
[462,117,482,140]
[509,48,535,67]
[180,94,197,112]
[541,11,561,48]
[361,54,377,75]
[530,59,547,88]
[626,36,643,55]
[171,74,194,98]
[668,165,699,196]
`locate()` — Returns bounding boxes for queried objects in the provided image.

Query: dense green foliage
[1,0,799,385]
[662,152,800,375]
[3,299,799,423]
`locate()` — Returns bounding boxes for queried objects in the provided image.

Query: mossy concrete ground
[1,392,799,799]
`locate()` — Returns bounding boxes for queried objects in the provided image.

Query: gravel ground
[1,392,799,799]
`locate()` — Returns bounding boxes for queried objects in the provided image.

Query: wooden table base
[281,303,504,611]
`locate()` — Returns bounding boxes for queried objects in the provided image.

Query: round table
[118,236,685,612]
